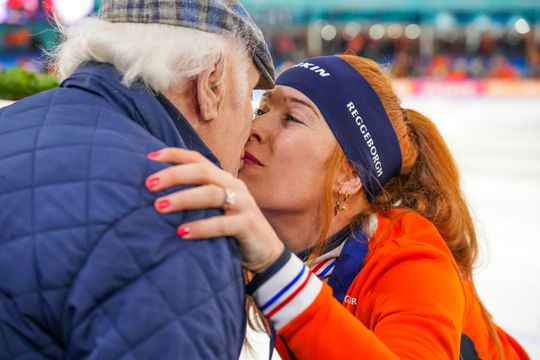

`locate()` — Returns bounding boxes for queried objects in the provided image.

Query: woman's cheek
[279,132,321,160]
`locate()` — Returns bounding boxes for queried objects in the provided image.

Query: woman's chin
[238,164,260,179]
[238,168,250,181]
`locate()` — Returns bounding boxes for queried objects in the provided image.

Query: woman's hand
[145,148,284,273]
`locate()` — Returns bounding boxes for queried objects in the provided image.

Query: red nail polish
[177,226,190,237]
[147,151,161,158]
[156,199,170,210]
[146,177,160,188]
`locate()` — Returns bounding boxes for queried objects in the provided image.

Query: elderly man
[0,0,274,359]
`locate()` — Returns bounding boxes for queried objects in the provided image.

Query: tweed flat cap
[98,0,275,89]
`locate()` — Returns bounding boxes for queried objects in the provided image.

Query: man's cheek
[243,105,253,133]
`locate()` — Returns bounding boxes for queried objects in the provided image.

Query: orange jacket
[251,210,529,359]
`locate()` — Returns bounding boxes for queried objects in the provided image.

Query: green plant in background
[0,67,58,100]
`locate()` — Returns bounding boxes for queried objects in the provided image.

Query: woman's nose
[249,114,272,143]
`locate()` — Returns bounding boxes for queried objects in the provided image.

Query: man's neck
[163,84,200,126]
[158,88,220,166]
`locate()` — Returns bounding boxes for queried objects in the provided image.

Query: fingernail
[146,177,160,188]
[177,226,190,238]
[147,151,161,158]
[156,199,170,211]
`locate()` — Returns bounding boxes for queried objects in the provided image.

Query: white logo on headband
[346,101,384,177]
[294,62,331,77]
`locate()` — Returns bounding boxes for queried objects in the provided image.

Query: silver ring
[222,188,236,208]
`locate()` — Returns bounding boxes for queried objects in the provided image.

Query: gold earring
[335,190,351,215]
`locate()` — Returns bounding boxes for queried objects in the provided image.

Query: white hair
[51,18,250,93]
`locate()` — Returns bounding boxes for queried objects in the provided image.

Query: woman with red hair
[145,54,529,359]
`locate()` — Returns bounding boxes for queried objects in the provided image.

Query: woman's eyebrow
[284,95,319,118]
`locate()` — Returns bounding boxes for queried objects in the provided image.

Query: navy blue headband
[276,56,402,200]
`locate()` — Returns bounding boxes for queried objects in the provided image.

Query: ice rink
[242,95,540,360]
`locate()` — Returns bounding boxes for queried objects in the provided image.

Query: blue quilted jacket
[0,63,246,359]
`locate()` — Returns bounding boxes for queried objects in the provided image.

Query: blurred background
[1,0,539,359]
[2,0,540,86]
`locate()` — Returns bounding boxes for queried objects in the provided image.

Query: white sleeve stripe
[254,255,307,312]
[252,254,323,330]
[270,272,322,330]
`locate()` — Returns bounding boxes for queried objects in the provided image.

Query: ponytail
[374,108,478,278]
[378,108,503,358]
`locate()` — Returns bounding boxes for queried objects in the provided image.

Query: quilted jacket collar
[61,61,220,166]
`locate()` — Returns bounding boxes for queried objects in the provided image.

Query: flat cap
[98,0,275,89]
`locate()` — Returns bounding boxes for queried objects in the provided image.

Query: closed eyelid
[284,97,319,118]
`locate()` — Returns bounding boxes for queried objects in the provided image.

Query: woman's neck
[262,210,321,253]
[263,209,353,254]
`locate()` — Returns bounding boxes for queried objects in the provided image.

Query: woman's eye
[284,114,304,124]
[254,108,266,116]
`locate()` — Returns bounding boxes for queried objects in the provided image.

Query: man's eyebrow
[262,91,272,98]
[284,95,319,118]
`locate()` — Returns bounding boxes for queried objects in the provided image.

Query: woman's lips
[242,151,263,166]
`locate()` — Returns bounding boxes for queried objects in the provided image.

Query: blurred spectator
[427,54,451,78]
[488,55,519,79]
[448,57,468,80]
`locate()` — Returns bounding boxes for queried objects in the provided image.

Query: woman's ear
[196,53,226,122]
[333,163,363,196]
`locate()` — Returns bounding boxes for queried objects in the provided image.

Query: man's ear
[333,162,363,197]
[196,53,226,122]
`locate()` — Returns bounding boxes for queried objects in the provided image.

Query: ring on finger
[222,188,236,208]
